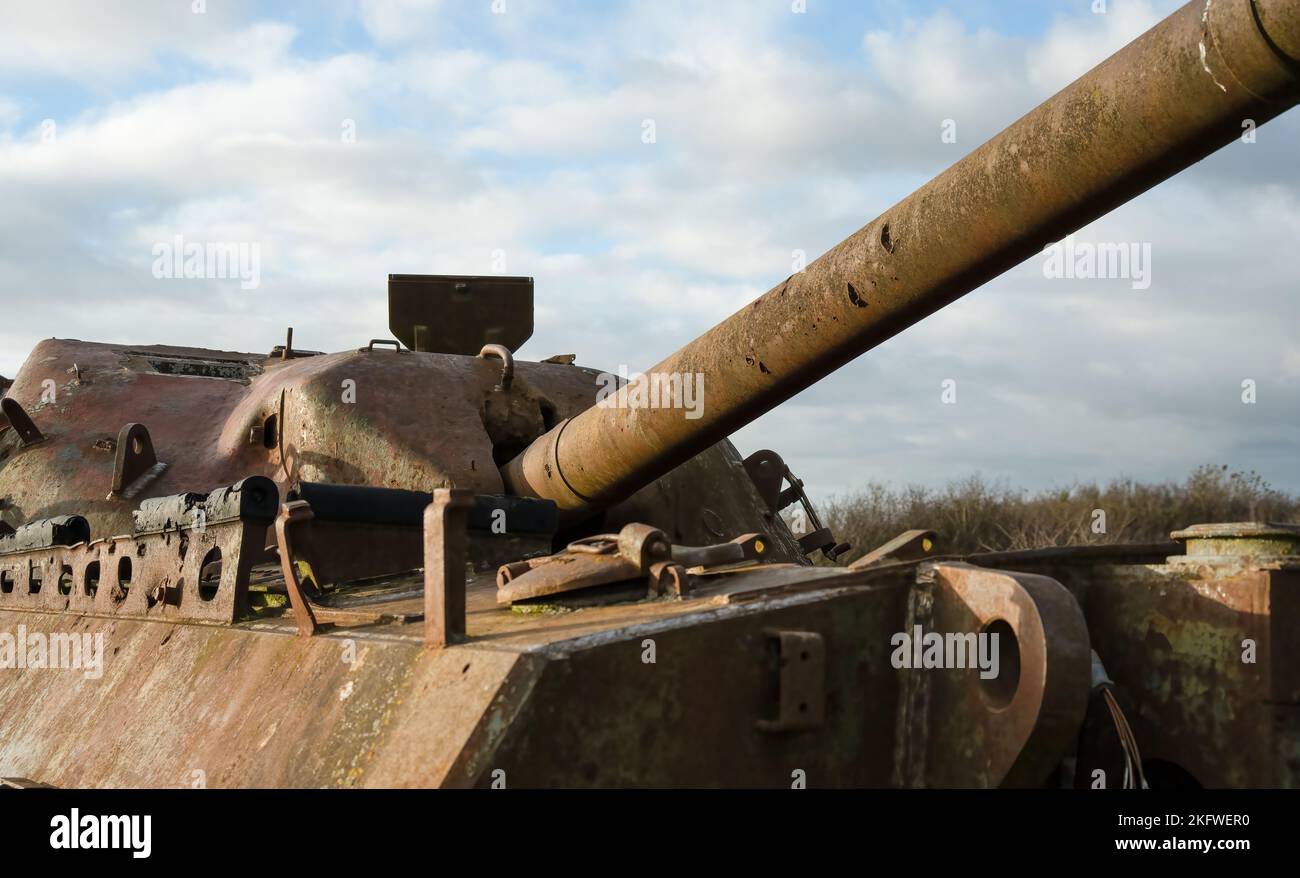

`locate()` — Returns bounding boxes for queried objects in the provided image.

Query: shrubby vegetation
[817,465,1298,562]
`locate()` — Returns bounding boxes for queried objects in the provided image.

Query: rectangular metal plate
[389,274,533,355]
[757,630,825,732]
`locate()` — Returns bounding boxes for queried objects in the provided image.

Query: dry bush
[816,465,1299,563]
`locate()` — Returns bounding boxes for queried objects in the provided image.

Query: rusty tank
[1,0,1298,789]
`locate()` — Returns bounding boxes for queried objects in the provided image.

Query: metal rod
[424,489,473,649]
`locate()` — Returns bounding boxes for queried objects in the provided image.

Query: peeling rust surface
[972,542,1300,787]
[0,565,909,788]
[0,338,794,556]
[0,609,531,788]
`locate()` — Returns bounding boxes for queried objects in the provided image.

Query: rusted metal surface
[479,570,913,787]
[673,532,768,569]
[1169,520,1300,559]
[289,482,553,563]
[0,397,43,447]
[108,423,166,500]
[0,489,270,625]
[0,605,541,787]
[1,3,1298,792]
[965,532,1300,788]
[496,525,771,606]
[503,0,1300,515]
[1074,563,1300,788]
[849,529,937,570]
[0,338,799,560]
[268,499,426,636]
[274,501,319,637]
[0,561,909,787]
[424,489,473,649]
[495,525,672,605]
[0,515,89,553]
[895,563,1091,788]
[1,502,1283,787]
[755,630,826,733]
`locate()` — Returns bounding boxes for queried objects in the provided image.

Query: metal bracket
[272,498,426,637]
[742,448,786,512]
[496,522,708,606]
[0,397,45,447]
[359,339,405,353]
[108,423,167,500]
[849,529,937,570]
[274,500,320,637]
[893,563,1091,788]
[672,532,769,569]
[743,449,849,562]
[424,489,474,649]
[757,630,825,733]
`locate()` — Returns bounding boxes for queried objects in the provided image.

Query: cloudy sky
[1,0,1296,499]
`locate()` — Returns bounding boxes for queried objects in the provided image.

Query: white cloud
[359,0,442,45]
[864,13,1027,116]
[188,22,300,74]
[0,0,251,78]
[0,95,19,128]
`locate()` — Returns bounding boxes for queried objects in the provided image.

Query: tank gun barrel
[503,0,1300,515]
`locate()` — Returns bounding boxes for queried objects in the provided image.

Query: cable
[1091,650,1148,790]
[1102,687,1148,789]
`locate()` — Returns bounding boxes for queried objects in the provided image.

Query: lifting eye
[478,344,514,392]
